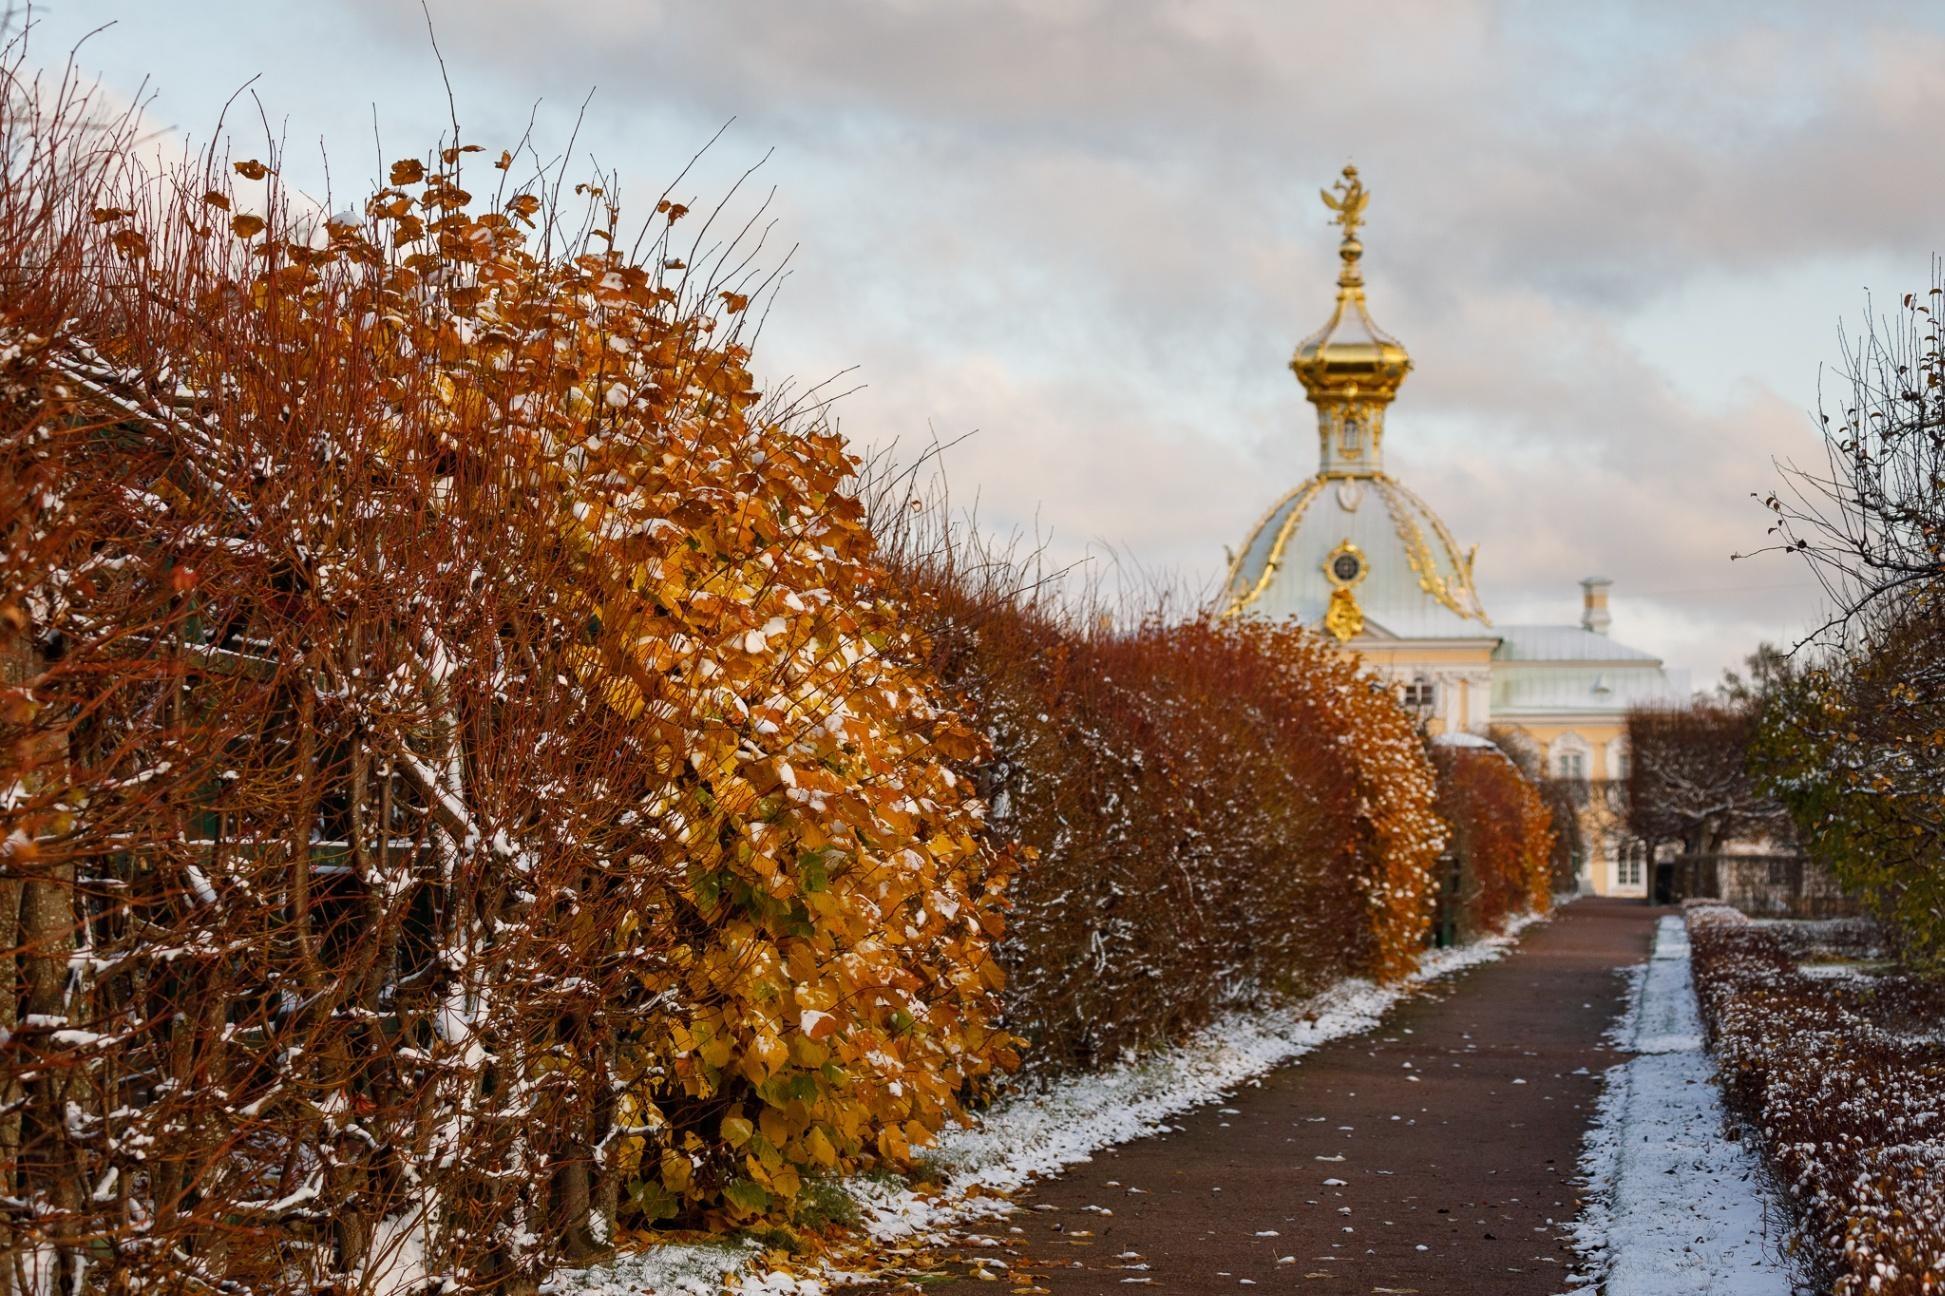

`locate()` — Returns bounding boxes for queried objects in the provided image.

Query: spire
[1291,164,1412,477]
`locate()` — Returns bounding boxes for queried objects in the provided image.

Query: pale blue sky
[30,0,1945,682]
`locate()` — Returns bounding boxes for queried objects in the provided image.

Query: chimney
[1580,576,1612,635]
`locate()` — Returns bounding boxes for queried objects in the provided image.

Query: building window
[1607,738,1630,782]
[1341,415,1363,454]
[1551,732,1591,783]
[1618,842,1644,888]
[1402,676,1436,711]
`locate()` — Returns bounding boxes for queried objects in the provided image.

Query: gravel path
[911,899,1662,1295]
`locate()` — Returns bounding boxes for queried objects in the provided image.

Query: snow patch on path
[553,913,1547,1295]
[1565,915,1798,1296]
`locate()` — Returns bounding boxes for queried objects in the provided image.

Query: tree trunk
[20,841,81,1290]
[4,596,80,1293]
[0,611,27,1296]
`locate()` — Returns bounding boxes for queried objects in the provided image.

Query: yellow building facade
[1219,168,1687,897]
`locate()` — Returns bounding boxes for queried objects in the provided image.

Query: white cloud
[33,0,1942,681]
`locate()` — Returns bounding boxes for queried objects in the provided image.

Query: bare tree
[1748,270,1945,953]
[1625,701,1783,855]
[1755,272,1945,646]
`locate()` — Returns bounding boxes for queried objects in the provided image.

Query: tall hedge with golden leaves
[283,158,1023,1219]
[1433,744,1555,935]
[1,97,1014,1292]
[873,520,1448,1069]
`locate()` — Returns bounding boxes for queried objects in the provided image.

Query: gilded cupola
[1290,165,1412,477]
[1219,165,1489,641]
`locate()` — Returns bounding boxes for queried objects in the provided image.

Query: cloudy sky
[31,1,1945,683]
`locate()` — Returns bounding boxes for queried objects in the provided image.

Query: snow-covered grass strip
[1564,915,1797,1296]
[551,911,1548,1295]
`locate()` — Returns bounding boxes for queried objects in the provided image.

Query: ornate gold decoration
[1373,475,1490,624]
[1218,166,1493,635]
[1320,165,1370,245]
[1220,477,1326,615]
[1323,539,1368,589]
[1324,587,1364,641]
[1291,164,1411,479]
[1320,539,1369,641]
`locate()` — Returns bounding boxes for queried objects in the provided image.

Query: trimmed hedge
[1689,904,1945,1293]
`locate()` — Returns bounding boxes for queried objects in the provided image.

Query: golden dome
[1220,164,1488,641]
[1291,166,1411,477]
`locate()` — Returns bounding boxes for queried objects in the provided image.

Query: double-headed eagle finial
[1319,163,1369,288]
[1319,164,1369,240]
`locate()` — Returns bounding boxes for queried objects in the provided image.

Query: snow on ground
[546,1239,822,1296]
[550,914,1546,1296]
[1565,915,1799,1296]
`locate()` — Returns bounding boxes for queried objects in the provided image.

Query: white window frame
[1550,732,1591,782]
[1401,675,1437,712]
[1618,842,1645,888]
[1606,737,1630,783]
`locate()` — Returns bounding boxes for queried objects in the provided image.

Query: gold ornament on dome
[1218,476,1326,616]
[1218,165,1493,632]
[1323,539,1369,590]
[1373,477,1490,624]
[1289,164,1413,473]
[1324,588,1364,642]
[1321,540,1368,642]
[1319,165,1370,242]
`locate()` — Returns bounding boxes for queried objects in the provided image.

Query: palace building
[1218,166,1688,898]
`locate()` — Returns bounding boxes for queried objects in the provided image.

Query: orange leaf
[230,214,266,240]
[720,291,750,314]
[201,191,231,211]
[233,159,270,180]
[390,158,426,186]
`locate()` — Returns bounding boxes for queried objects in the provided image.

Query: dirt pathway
[913,899,1662,1295]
